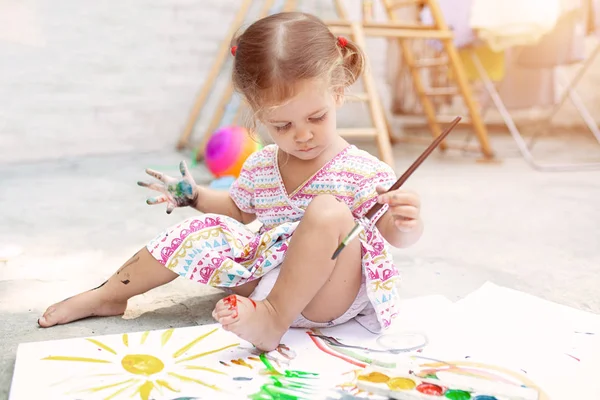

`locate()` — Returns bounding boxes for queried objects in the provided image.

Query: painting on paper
[11,284,586,399]
[9,324,361,400]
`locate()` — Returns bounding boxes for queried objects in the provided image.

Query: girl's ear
[334,89,345,107]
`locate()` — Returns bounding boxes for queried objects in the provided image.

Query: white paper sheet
[11,284,600,399]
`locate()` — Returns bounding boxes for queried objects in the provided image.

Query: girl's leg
[212,194,362,351]
[38,247,179,327]
[227,279,260,297]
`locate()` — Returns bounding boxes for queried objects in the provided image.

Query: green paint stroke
[248,353,320,400]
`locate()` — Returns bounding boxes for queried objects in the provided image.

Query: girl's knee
[304,195,353,225]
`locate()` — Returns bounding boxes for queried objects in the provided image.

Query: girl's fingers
[166,202,176,214]
[375,185,387,195]
[180,161,197,187]
[379,191,420,208]
[179,160,191,178]
[146,195,168,205]
[389,205,419,220]
[145,168,168,182]
[137,181,165,192]
[395,218,418,232]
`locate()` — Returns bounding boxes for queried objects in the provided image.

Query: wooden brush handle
[365,116,462,220]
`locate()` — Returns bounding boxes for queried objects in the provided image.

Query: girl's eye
[310,113,327,123]
[275,123,291,132]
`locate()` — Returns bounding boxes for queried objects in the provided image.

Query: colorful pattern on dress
[146,144,401,332]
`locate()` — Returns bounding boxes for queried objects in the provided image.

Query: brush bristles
[331,223,363,260]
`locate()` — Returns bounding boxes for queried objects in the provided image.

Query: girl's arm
[194,185,257,225]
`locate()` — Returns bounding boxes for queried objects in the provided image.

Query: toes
[215,307,237,319]
[212,302,238,325]
[214,300,228,313]
[214,295,262,330]
[212,308,233,321]
[218,314,239,326]
[214,306,239,324]
[38,316,54,328]
[38,306,58,327]
[44,305,56,316]
[221,323,232,332]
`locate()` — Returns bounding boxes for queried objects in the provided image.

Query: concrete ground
[1,1,600,399]
[1,133,599,398]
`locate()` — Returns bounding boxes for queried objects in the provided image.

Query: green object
[445,389,472,400]
[248,353,321,399]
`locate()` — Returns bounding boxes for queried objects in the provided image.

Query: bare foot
[38,289,127,328]
[212,295,288,351]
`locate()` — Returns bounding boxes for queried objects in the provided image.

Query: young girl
[38,11,424,352]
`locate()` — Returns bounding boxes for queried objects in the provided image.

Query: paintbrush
[331,116,462,260]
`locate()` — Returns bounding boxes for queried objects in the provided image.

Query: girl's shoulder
[340,145,396,178]
[242,143,277,169]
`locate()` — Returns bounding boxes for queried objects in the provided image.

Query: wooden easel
[326,0,496,160]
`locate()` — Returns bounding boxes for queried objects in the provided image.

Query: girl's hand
[376,186,421,232]
[137,160,198,214]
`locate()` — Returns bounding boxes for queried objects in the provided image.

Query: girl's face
[261,79,343,161]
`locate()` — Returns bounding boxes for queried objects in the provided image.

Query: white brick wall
[0,0,249,163]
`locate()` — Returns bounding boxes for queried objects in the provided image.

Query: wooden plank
[338,128,379,138]
[328,25,452,39]
[388,0,426,10]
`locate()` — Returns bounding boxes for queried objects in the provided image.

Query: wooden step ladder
[328,0,396,167]
[326,0,496,160]
[176,0,495,166]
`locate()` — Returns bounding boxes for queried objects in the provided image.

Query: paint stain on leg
[117,252,140,275]
[91,281,107,291]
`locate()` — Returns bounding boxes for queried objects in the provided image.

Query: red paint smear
[249,299,257,309]
[566,353,581,362]
[223,295,239,318]
[305,331,367,368]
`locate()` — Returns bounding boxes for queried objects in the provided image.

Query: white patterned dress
[146,144,401,332]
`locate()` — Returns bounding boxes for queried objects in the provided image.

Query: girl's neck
[276,136,350,196]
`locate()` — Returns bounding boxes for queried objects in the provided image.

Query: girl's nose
[294,127,313,143]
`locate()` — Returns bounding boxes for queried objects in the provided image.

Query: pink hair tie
[230,45,237,56]
[337,36,348,48]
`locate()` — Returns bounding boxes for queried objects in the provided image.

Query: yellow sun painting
[38,326,243,400]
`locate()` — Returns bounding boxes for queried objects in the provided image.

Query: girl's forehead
[264,80,333,121]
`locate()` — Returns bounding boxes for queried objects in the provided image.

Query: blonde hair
[231,11,365,126]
